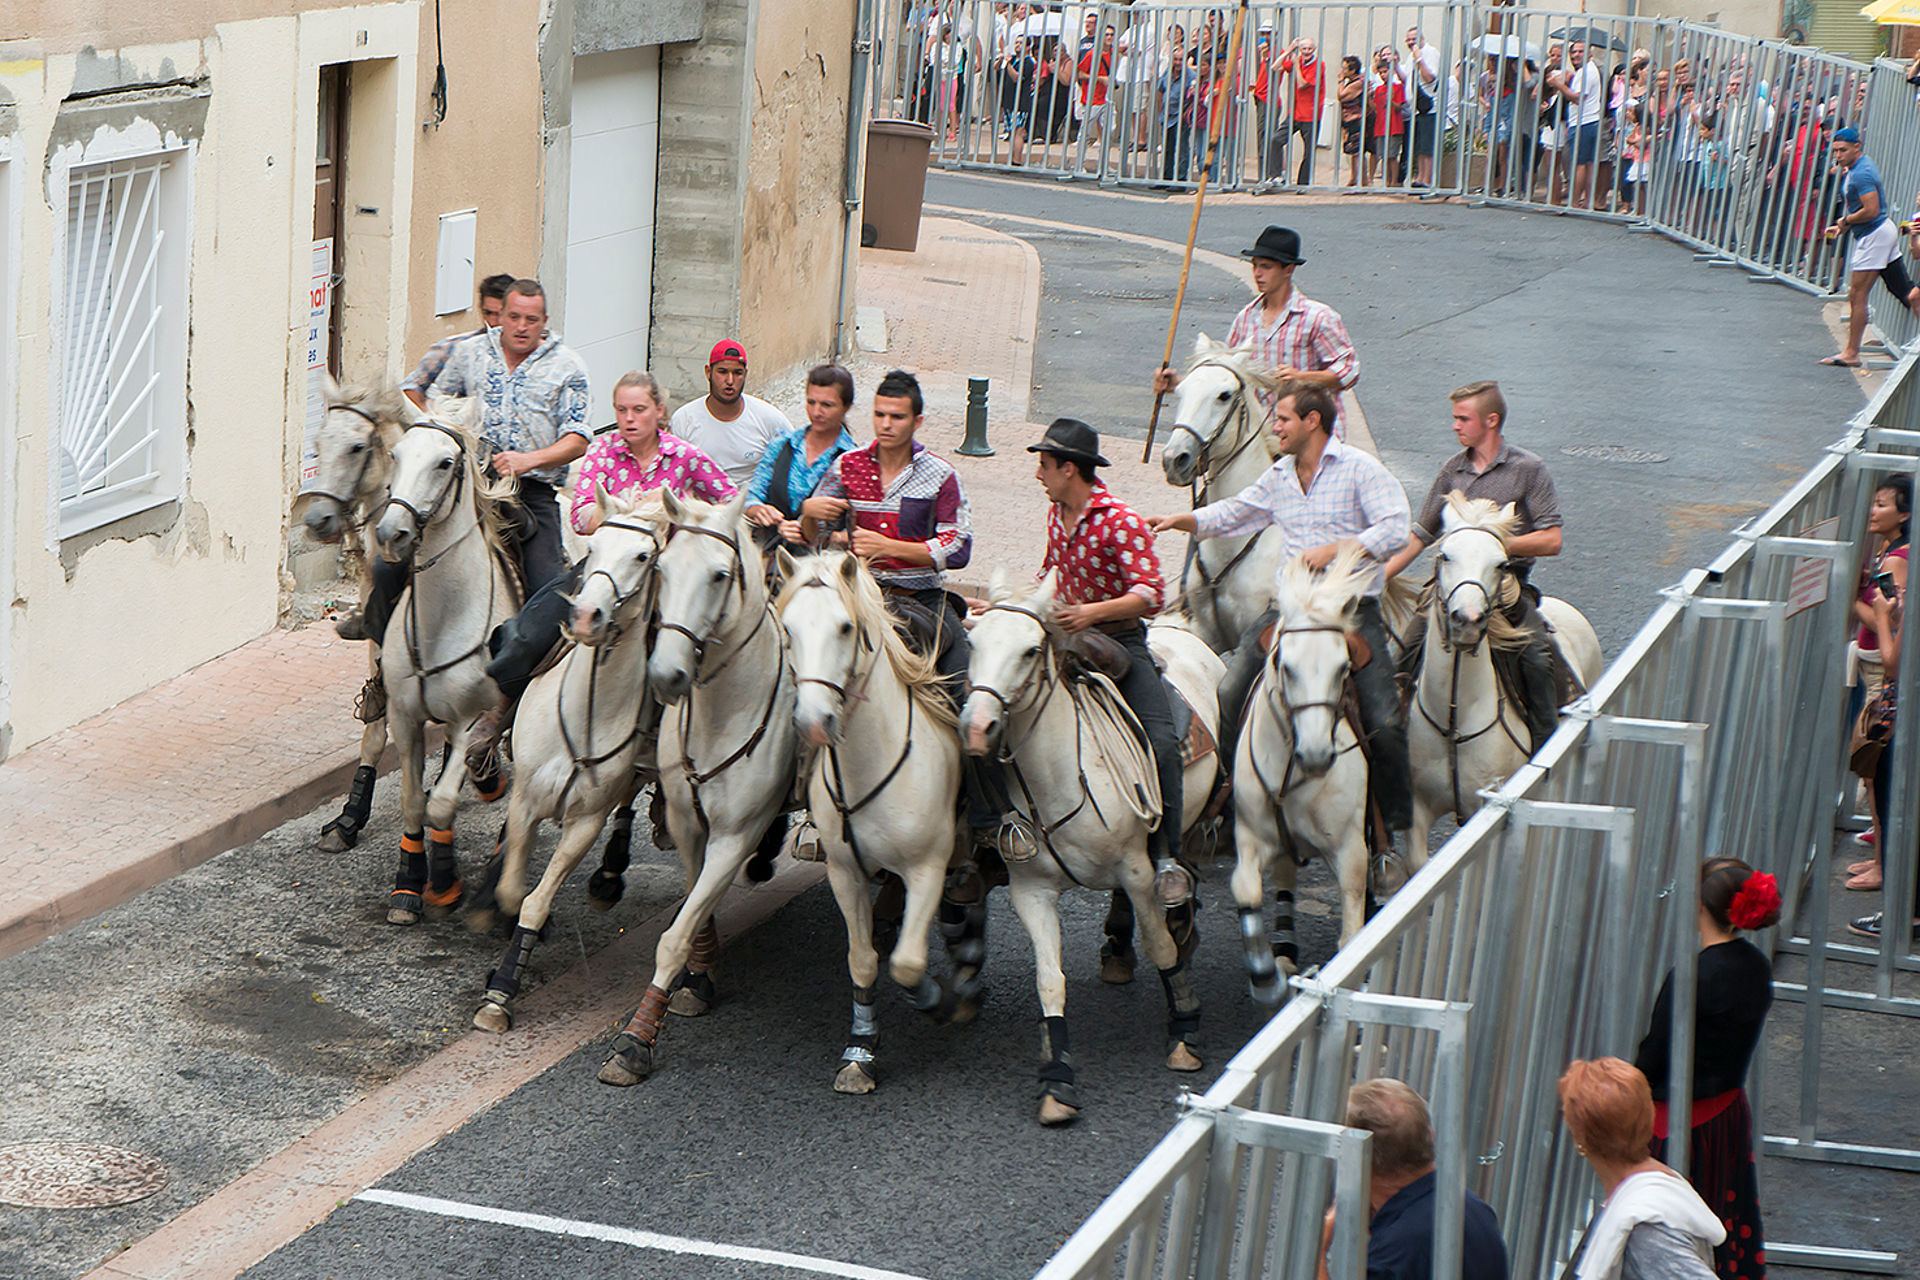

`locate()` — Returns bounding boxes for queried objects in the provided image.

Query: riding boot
[1215,610,1278,766]
[465,695,517,779]
[1353,601,1414,832]
[1518,635,1562,754]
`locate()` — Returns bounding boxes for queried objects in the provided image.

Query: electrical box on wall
[434,210,478,315]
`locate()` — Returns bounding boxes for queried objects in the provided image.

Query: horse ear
[592,479,614,520]
[837,549,861,584]
[988,565,1011,604]
[322,372,342,406]
[721,489,748,526]
[1495,501,1517,529]
[660,487,686,523]
[775,546,799,580]
[1032,569,1060,613]
[1440,490,1467,531]
[1191,331,1211,358]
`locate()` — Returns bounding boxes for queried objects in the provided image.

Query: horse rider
[1023,419,1193,907]
[669,338,794,492]
[400,272,516,410]
[1152,224,1359,435]
[467,370,735,773]
[800,369,1012,889]
[1149,379,1413,841]
[744,363,860,553]
[336,278,591,644]
[1381,380,1564,752]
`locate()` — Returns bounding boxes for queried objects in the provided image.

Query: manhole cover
[1560,444,1669,464]
[1088,288,1174,301]
[0,1142,169,1209]
[1380,221,1449,232]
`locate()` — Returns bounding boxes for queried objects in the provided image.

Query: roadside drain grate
[0,1141,169,1209]
[1380,221,1450,232]
[1088,288,1175,301]
[1560,444,1670,464]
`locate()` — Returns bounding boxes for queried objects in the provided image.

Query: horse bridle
[380,421,472,559]
[654,521,764,679]
[1166,364,1268,490]
[967,603,1058,756]
[787,577,875,708]
[574,519,661,646]
[1432,532,1513,657]
[1266,622,1354,722]
[297,403,387,525]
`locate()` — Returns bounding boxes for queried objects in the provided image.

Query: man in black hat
[1027,419,1190,907]
[1153,225,1359,436]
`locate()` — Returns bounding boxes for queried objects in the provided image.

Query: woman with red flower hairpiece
[1632,857,1780,1280]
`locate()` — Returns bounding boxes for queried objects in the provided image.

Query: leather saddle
[1059,630,1215,767]
[887,595,958,661]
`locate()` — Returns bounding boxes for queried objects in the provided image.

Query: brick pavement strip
[0,627,379,960]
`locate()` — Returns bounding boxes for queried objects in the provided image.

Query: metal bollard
[956,377,993,457]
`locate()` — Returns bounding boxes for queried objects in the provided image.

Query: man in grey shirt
[1383,380,1565,750]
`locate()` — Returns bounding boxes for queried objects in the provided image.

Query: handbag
[1850,683,1897,778]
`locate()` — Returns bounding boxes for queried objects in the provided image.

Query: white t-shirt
[1565,61,1604,126]
[669,393,792,489]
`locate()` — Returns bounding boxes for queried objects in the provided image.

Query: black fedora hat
[1241,225,1305,265]
[1027,418,1111,468]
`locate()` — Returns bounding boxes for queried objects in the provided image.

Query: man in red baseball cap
[668,338,793,490]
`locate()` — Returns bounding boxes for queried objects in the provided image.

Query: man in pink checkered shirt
[1154,225,1359,437]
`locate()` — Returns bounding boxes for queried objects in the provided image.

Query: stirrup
[1153,857,1194,908]
[995,814,1039,864]
[353,675,387,724]
[784,816,823,863]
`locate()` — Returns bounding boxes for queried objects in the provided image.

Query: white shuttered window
[58,153,189,536]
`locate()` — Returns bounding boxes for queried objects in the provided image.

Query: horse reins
[296,403,388,528]
[390,423,505,715]
[551,523,663,813]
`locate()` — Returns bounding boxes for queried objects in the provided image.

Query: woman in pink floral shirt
[569,371,736,533]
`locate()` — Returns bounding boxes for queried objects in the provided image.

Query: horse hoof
[1038,1095,1081,1127]
[1166,1041,1204,1072]
[474,1000,512,1034]
[833,1061,878,1094]
[423,880,465,919]
[586,870,625,910]
[387,890,422,926]
[668,986,711,1017]
[948,991,982,1025]
[596,1035,655,1087]
[317,827,354,854]
[1099,949,1136,986]
[465,905,497,935]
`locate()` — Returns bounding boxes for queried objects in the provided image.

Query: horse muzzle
[570,604,611,647]
[295,495,346,544]
[1447,610,1489,651]
[647,652,693,705]
[1162,438,1201,487]
[797,705,841,749]
[372,513,416,564]
[961,694,1002,759]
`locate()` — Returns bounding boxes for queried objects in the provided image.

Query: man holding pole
[1151,225,1359,437]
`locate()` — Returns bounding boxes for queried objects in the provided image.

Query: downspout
[834,0,876,360]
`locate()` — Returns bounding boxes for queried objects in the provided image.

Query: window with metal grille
[57,152,190,537]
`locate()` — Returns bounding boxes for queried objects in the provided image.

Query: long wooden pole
[1143,0,1252,464]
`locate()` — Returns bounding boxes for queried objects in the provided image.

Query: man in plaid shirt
[1151,380,1413,837]
[1153,225,1359,437]
[1026,418,1188,896]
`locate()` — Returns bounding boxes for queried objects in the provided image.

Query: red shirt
[1279,53,1325,122]
[1077,49,1112,108]
[1371,79,1407,137]
[1042,485,1165,611]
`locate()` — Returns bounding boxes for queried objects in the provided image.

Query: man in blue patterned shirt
[746,363,859,551]
[399,272,515,410]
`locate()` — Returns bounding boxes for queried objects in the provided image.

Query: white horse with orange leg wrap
[597,491,797,1087]
[776,550,963,1095]
[371,401,522,925]
[961,570,1222,1126]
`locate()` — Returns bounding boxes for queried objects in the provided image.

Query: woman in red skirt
[1634,857,1781,1280]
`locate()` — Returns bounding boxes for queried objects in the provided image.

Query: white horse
[776,550,962,1094]
[292,380,411,852]
[598,490,797,1087]
[1231,549,1377,1003]
[1159,334,1286,653]
[371,402,522,925]
[1405,495,1603,874]
[467,490,664,1032]
[961,572,1224,1126]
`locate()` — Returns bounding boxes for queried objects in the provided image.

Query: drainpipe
[834,0,876,360]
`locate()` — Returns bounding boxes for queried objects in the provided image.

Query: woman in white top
[1560,1058,1724,1280]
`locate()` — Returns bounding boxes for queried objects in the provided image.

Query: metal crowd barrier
[1032,338,1920,1277]
[873,2,1920,356]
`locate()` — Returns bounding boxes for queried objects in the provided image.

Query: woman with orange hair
[1560,1058,1723,1279]
[1632,858,1779,1279]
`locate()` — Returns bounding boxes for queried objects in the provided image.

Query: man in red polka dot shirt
[1028,419,1187,892]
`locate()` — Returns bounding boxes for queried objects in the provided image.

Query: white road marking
[354,1188,932,1280]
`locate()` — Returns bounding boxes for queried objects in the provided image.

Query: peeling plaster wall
[738,1,854,387]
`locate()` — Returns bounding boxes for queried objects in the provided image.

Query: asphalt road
[6,178,1913,1280]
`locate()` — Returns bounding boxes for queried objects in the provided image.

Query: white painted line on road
[354,1188,932,1280]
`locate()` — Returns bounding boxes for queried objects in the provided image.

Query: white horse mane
[1439,493,1519,541]
[1186,332,1285,397]
[1277,545,1372,629]
[1424,494,1527,649]
[775,552,957,728]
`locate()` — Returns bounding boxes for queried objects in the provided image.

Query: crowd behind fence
[877,1,1920,355]
[1029,330,1920,1276]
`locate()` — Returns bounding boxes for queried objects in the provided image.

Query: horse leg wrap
[851,986,881,1034]
[322,764,379,848]
[486,924,540,1001]
[906,974,945,1013]
[1242,906,1283,1004]
[395,831,427,892]
[1270,890,1299,964]
[602,807,635,875]
[621,983,672,1046]
[425,827,462,905]
[1159,956,1203,1045]
[938,892,989,996]
[1101,891,1137,963]
[1036,1016,1080,1106]
[688,920,720,974]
